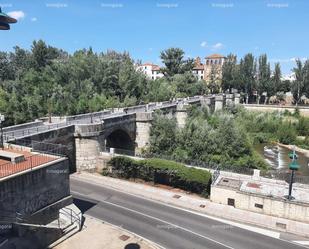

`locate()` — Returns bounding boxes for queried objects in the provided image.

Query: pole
[288,169,295,200]
[0,120,3,149]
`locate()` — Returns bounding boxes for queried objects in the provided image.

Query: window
[227,198,235,207]
[200,76,203,79]
[152,76,154,80]
[255,203,263,209]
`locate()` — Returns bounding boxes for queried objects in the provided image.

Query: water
[255,143,309,176]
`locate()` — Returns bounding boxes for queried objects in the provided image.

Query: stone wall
[0,158,70,223]
[135,112,153,154]
[75,137,101,172]
[210,186,309,223]
[243,104,309,117]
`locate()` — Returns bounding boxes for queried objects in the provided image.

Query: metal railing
[261,171,309,184]
[9,138,67,156]
[59,207,82,231]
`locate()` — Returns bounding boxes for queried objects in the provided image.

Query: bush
[277,123,297,144]
[107,156,212,195]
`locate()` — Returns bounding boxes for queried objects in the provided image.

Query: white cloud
[200,41,207,47]
[212,42,224,50]
[31,17,37,22]
[7,10,25,20]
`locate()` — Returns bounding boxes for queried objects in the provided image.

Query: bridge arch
[104,129,135,153]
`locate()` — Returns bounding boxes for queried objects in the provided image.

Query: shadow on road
[124,243,141,249]
[73,197,97,214]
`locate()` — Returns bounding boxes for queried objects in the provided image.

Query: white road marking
[294,241,309,245]
[71,176,309,249]
[71,190,235,249]
[71,176,280,238]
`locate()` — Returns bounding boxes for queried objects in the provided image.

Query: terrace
[0,145,61,179]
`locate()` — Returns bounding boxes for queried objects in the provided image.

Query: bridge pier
[175,103,189,129]
[225,94,234,107]
[234,93,240,105]
[135,112,153,155]
[74,124,103,172]
[215,95,224,111]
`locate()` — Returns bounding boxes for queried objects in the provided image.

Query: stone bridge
[3,94,240,172]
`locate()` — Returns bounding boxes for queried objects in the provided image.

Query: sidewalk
[71,172,309,238]
[53,215,159,249]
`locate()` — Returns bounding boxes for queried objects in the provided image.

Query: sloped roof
[205,54,225,59]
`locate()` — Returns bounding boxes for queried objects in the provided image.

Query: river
[255,143,309,176]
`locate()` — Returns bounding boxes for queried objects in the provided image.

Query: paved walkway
[71,172,309,240]
[54,215,158,249]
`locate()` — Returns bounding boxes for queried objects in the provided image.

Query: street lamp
[0,114,5,149]
[0,7,17,30]
[285,147,300,200]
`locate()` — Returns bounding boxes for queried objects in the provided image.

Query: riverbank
[278,142,309,158]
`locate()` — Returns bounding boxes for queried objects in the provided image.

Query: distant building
[137,53,226,82]
[204,54,226,82]
[136,63,164,80]
[281,73,296,82]
[192,57,204,80]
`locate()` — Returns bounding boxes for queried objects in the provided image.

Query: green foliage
[277,123,297,144]
[0,42,209,126]
[149,107,268,170]
[160,48,194,78]
[108,156,212,195]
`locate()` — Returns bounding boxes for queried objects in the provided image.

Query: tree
[208,66,220,94]
[149,113,178,154]
[292,59,306,105]
[256,54,271,104]
[160,48,194,78]
[31,40,61,70]
[222,54,238,93]
[271,63,282,94]
[239,54,256,103]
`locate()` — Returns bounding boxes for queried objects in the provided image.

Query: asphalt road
[70,178,307,249]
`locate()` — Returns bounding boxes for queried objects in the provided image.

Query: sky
[1,0,309,74]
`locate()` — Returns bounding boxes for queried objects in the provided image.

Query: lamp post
[0,7,17,30]
[286,147,300,200]
[0,114,5,149]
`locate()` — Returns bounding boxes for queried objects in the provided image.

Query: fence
[3,122,70,142]
[0,153,58,179]
[261,170,309,184]
[9,138,67,157]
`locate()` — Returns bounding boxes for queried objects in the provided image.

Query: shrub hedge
[107,156,212,196]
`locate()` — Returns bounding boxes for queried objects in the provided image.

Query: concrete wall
[243,104,309,117]
[210,186,309,223]
[0,158,70,222]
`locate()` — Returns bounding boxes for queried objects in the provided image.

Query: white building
[281,73,296,82]
[192,57,204,80]
[136,63,164,80]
